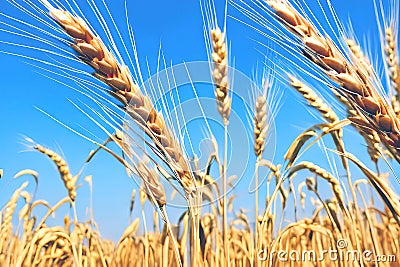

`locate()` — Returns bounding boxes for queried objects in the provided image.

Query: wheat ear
[358,127,382,164]
[34,144,77,201]
[211,27,231,126]
[254,94,268,158]
[42,1,196,197]
[346,38,374,76]
[289,75,339,123]
[0,182,28,254]
[267,0,400,160]
[385,26,400,119]
[385,27,400,96]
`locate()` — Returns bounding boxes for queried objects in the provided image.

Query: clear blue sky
[0,0,398,241]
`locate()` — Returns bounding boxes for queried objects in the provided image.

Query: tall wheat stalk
[211,25,231,266]
[252,77,272,265]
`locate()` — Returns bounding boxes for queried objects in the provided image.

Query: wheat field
[0,0,400,266]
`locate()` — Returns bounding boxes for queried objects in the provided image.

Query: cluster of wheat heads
[1,0,400,266]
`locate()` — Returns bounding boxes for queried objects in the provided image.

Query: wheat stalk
[253,93,266,264]
[42,1,196,198]
[252,78,274,264]
[287,76,366,214]
[341,152,400,221]
[210,25,231,265]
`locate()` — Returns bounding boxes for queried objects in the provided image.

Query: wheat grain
[358,127,382,163]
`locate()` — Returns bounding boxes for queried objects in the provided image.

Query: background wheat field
[0,0,400,266]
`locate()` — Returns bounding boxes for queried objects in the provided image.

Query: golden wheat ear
[385,27,400,97]
[211,26,231,126]
[253,94,268,158]
[0,181,28,255]
[384,25,400,121]
[345,38,374,77]
[202,0,231,126]
[267,0,400,162]
[289,75,339,124]
[30,141,77,202]
[253,74,275,159]
[39,0,197,199]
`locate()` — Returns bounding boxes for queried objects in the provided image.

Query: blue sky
[0,0,398,241]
